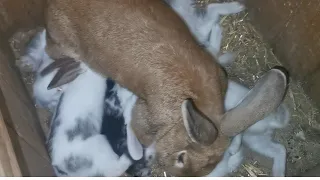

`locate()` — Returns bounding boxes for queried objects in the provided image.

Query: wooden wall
[245,0,320,108]
[0,0,54,176]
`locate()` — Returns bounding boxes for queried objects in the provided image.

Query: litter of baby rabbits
[8,0,320,177]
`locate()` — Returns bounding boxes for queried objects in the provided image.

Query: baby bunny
[164,0,245,66]
[207,80,290,177]
[16,29,151,177]
[16,29,66,112]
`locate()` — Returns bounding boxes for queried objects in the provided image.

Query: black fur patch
[64,155,93,172]
[101,78,151,176]
[66,116,99,141]
[101,112,127,156]
[101,78,126,156]
[105,78,121,108]
[106,78,116,93]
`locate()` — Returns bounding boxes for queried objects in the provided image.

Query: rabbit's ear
[46,58,84,89]
[41,57,79,76]
[124,96,143,160]
[221,66,289,136]
[126,124,143,160]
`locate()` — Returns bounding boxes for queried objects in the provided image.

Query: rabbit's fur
[162,2,289,176]
[165,3,289,176]
[43,0,288,175]
[164,0,244,67]
[17,30,153,177]
[17,29,288,177]
[207,80,290,177]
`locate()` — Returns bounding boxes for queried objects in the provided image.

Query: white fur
[17,6,286,175]
[18,30,65,112]
[166,0,245,66]
[18,30,141,177]
[207,80,290,177]
[49,66,131,176]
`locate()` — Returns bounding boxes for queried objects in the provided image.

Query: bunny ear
[40,57,78,76]
[47,59,83,90]
[220,66,289,137]
[126,124,143,160]
[182,99,218,145]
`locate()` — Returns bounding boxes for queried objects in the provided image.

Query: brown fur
[44,0,288,176]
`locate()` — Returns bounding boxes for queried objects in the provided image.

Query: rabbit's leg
[206,2,245,18]
[206,23,222,57]
[244,135,286,177]
[228,134,243,155]
[207,134,244,177]
[206,23,235,67]
[227,146,245,173]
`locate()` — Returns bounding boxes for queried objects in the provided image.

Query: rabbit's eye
[57,87,63,92]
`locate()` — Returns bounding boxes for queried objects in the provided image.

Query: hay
[218,5,319,128]
[242,163,262,177]
[8,0,320,177]
[216,3,320,177]
[151,0,320,177]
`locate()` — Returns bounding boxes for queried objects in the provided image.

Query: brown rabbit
[40,0,289,176]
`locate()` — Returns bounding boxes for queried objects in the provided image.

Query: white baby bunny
[164,0,245,67]
[17,30,66,112]
[207,80,290,177]
[16,29,147,177]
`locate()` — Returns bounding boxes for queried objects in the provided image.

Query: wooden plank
[0,45,49,159]
[0,108,21,176]
[5,127,54,177]
[16,134,54,177]
[0,45,53,176]
[0,0,54,176]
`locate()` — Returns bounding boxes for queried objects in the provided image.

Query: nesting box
[0,0,319,176]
